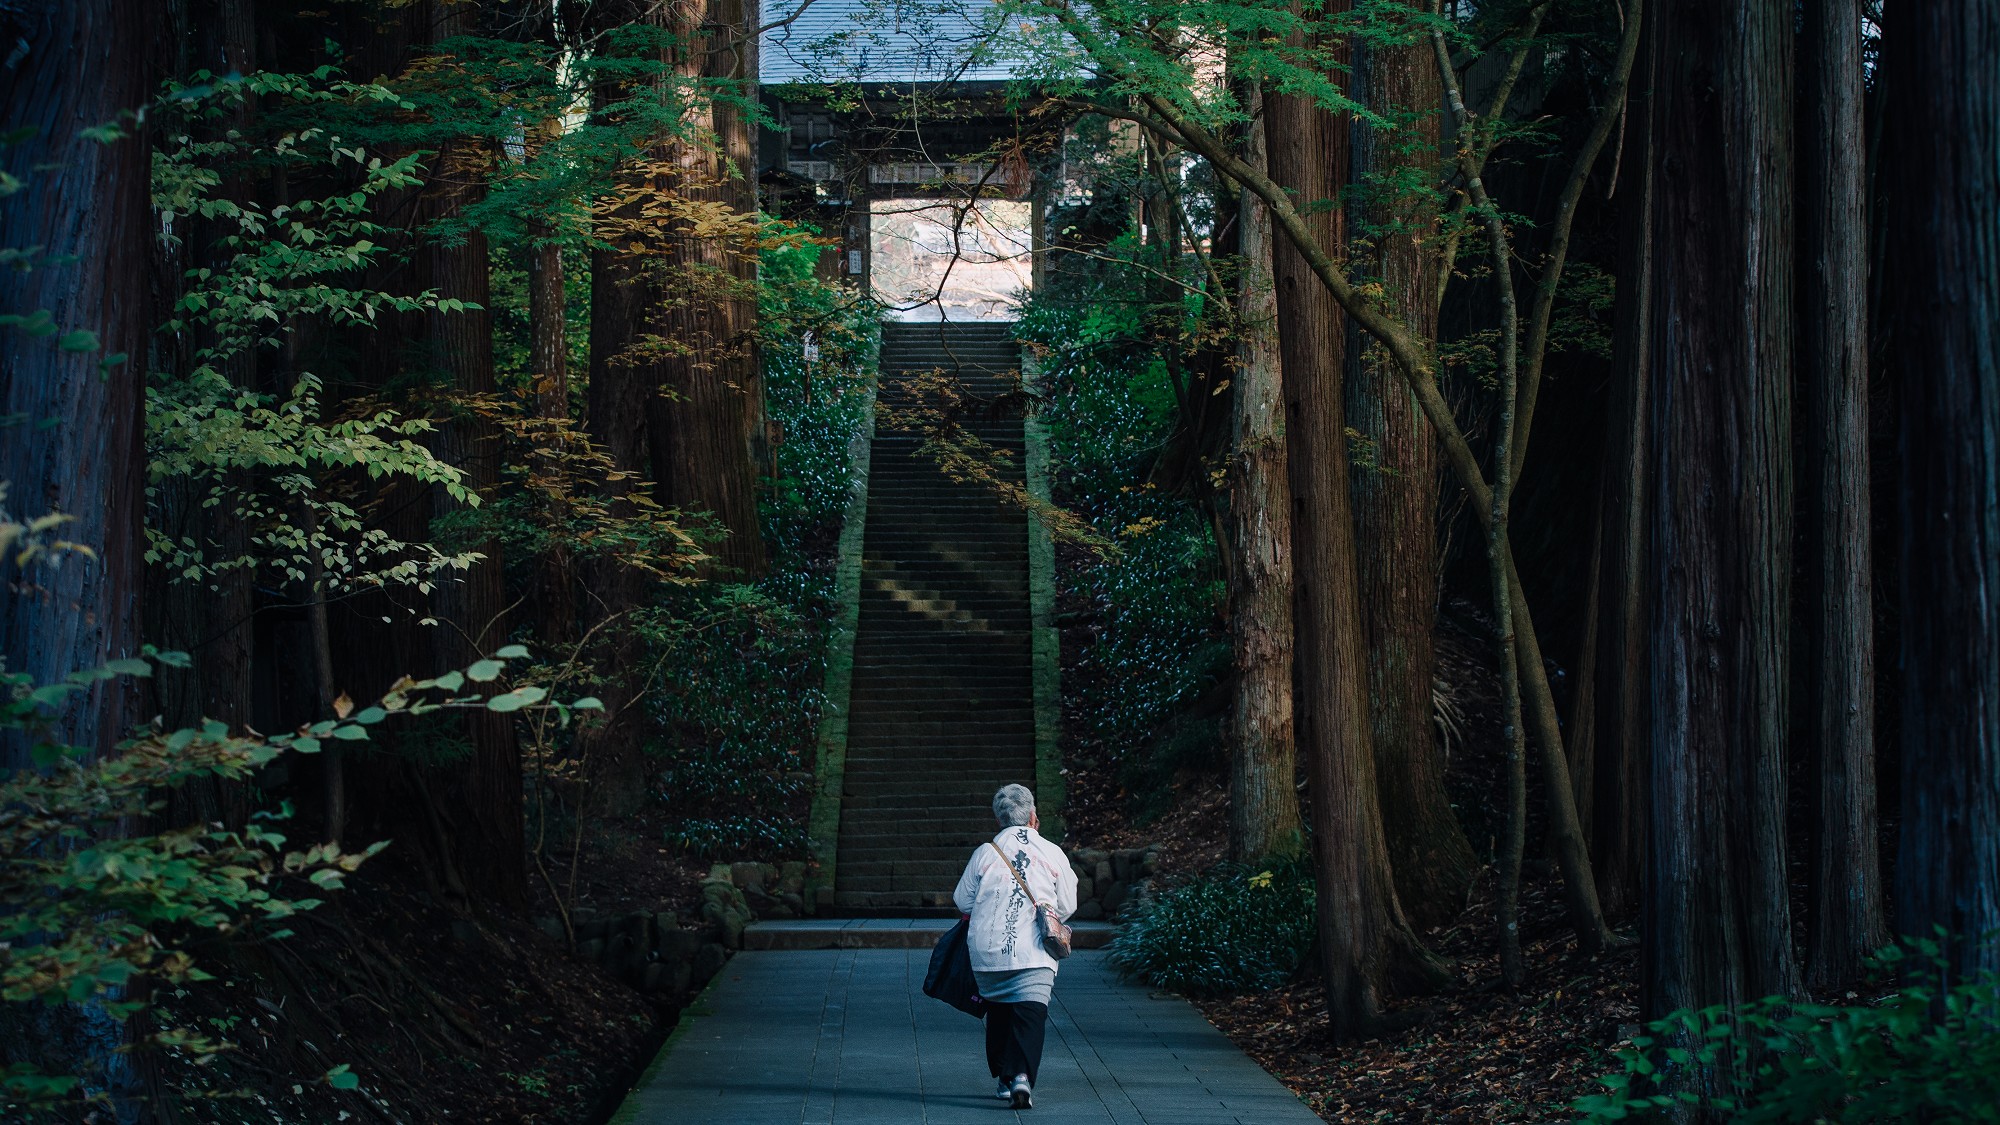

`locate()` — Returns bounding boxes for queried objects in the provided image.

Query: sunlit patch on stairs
[832,321,1037,911]
[862,572,992,631]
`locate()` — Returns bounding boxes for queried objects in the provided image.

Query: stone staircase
[832,321,1037,911]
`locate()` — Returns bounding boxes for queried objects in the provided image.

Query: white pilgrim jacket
[952,822,1080,974]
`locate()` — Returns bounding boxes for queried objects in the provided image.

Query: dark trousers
[984,1000,1049,1086]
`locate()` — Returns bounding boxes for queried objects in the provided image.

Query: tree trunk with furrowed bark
[1265,22,1445,1033]
[1225,85,1303,864]
[1347,30,1476,929]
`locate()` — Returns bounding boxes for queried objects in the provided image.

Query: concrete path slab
[743,919,1116,951]
[610,949,1322,1125]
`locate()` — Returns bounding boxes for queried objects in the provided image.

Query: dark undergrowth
[149,861,663,1125]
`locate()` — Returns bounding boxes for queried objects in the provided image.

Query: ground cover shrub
[1017,293,1229,823]
[1106,859,1316,996]
[1574,941,2000,1122]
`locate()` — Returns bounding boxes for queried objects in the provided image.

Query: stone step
[838,776,1038,796]
[836,816,999,838]
[844,682,1032,697]
[848,648,1032,664]
[838,783,1038,807]
[840,720,1032,740]
[840,752,1040,768]
[858,583,1030,602]
[871,433,1024,446]
[833,808,999,826]
[844,700,1032,717]
[835,856,982,878]
[848,650,1030,665]
[831,834,989,854]
[863,556,1027,576]
[828,889,961,910]
[740,920,1111,951]
[849,641,1030,658]
[860,534,1027,550]
[840,758,1034,776]
[880,359,1020,367]
[836,805,999,824]
[843,732,1034,749]
[832,873,969,889]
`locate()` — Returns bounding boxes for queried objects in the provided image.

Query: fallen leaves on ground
[1195,876,1639,1124]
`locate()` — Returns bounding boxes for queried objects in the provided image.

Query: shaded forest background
[1,0,1997,1121]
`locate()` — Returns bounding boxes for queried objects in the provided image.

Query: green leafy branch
[0,646,599,1114]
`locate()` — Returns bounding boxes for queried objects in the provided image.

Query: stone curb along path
[607,949,1327,1124]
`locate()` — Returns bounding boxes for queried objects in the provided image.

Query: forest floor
[1058,588,1641,1123]
[152,862,670,1125]
[1197,881,1639,1123]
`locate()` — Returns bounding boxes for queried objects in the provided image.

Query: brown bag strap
[988,841,1045,908]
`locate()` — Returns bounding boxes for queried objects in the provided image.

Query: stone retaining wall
[1066,845,1160,920]
[536,862,796,1000]
[547,848,1154,993]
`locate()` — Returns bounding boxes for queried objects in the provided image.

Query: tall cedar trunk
[0,1,151,1109]
[0,0,151,767]
[422,0,526,907]
[1591,24,1655,919]
[1883,0,2000,982]
[1266,64,1441,1036]
[650,0,766,577]
[156,0,258,829]
[580,0,681,814]
[580,222,657,814]
[1226,88,1303,862]
[1643,0,1799,1020]
[528,202,579,647]
[1797,0,1883,991]
[1348,32,1476,927]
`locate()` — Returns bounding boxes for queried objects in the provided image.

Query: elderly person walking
[952,783,1078,1109]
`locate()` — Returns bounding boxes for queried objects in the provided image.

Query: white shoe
[994,1076,1012,1100]
[1009,1074,1032,1109]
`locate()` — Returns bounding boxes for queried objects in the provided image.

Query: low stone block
[777,861,807,895]
[691,941,727,985]
[729,861,766,891]
[534,916,565,942]
[577,938,605,962]
[641,963,670,992]
[701,900,748,948]
[607,933,636,964]
[1076,876,1096,903]
[1074,901,1104,921]
[1102,881,1130,913]
[656,928,702,962]
[618,913,652,942]
[1094,860,1114,886]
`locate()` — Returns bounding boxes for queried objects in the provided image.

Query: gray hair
[992,784,1036,827]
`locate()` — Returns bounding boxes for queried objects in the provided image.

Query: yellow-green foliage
[146,71,480,593]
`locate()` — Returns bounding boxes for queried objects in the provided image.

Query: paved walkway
[610,949,1323,1124]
